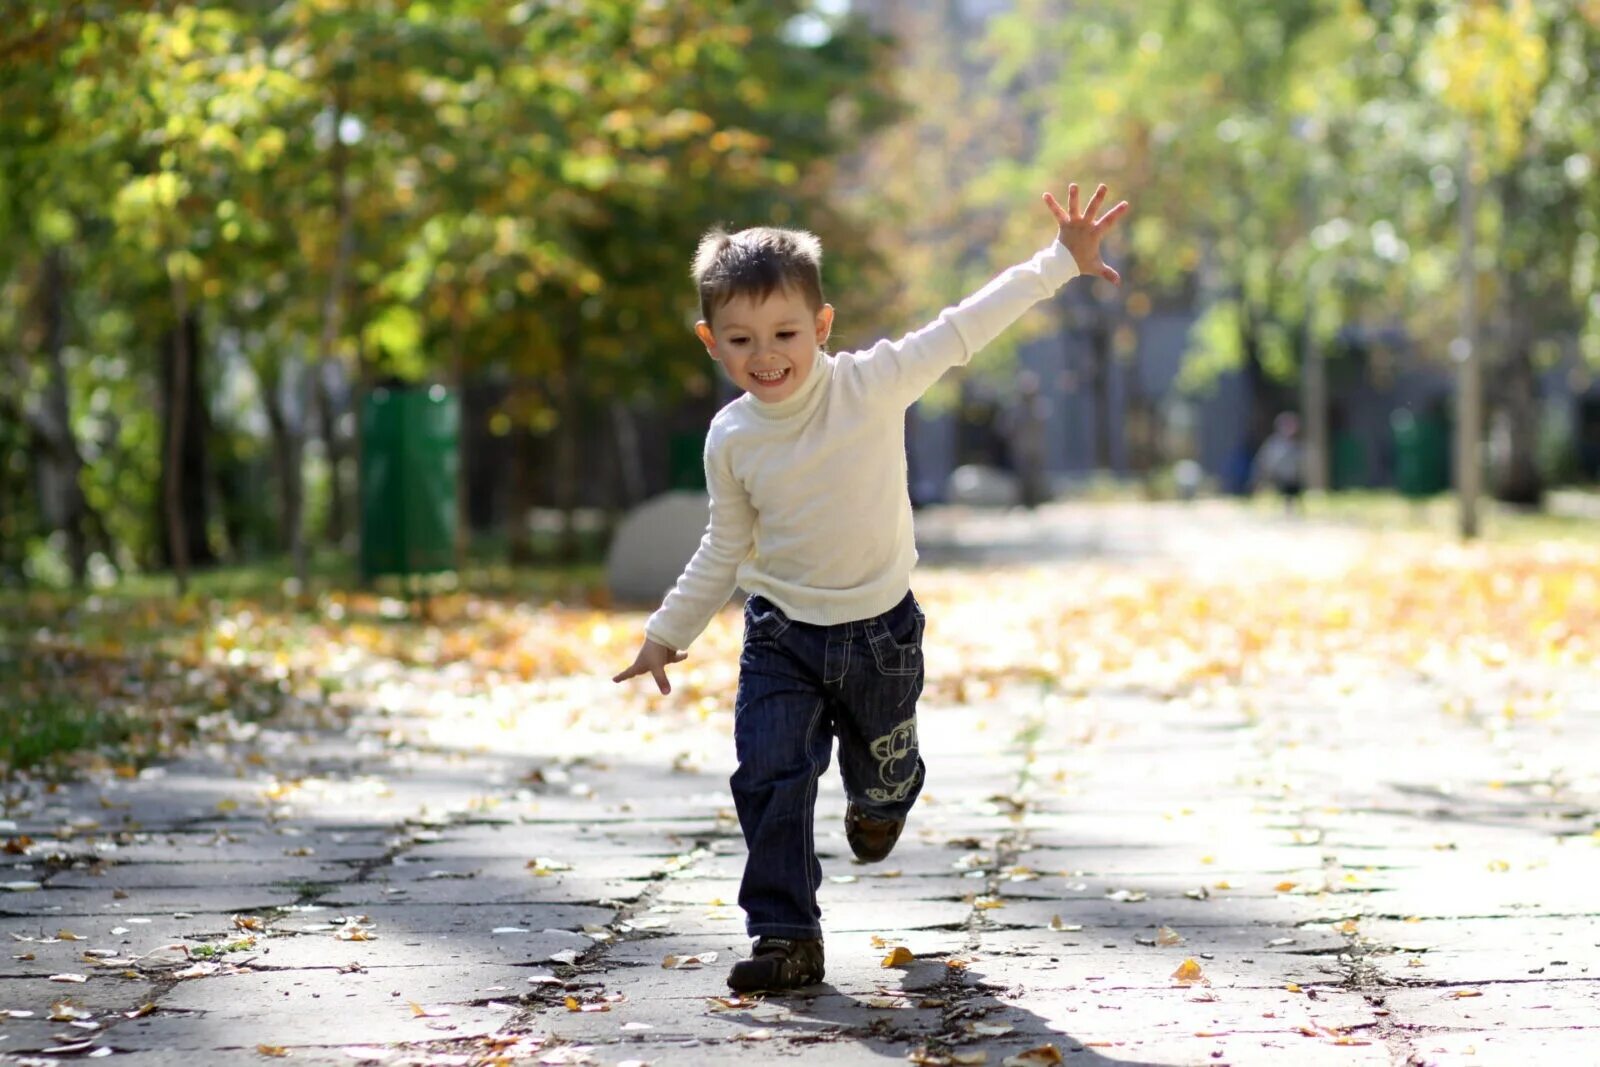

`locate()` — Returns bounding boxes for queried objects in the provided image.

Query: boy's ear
[694,320,719,359]
[814,304,835,347]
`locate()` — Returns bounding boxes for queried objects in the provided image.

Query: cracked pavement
[2,504,1597,1066]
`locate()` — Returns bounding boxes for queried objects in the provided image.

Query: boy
[614,183,1128,992]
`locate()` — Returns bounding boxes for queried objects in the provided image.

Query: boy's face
[696,286,834,405]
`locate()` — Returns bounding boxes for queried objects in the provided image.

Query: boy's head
[692,226,835,404]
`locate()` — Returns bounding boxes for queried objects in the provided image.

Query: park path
[2,503,1597,1066]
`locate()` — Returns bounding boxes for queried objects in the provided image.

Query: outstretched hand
[612,638,688,695]
[1044,182,1130,285]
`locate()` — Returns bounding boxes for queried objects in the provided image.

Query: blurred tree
[0,0,899,589]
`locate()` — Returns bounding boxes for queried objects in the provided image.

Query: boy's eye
[728,337,749,345]
[777,331,797,340]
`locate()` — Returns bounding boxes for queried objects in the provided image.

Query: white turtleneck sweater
[644,239,1080,651]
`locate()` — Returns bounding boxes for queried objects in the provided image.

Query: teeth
[753,370,786,382]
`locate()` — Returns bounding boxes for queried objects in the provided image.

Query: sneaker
[726,936,825,993]
[845,802,904,863]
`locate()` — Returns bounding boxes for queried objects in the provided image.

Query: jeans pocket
[867,601,923,676]
[744,596,791,642]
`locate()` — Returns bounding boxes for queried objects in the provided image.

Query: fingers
[1066,182,1080,219]
[1042,191,1068,224]
[1083,182,1107,220]
[671,651,688,663]
[1094,199,1130,232]
[1100,264,1122,285]
[612,663,640,684]
[650,665,671,695]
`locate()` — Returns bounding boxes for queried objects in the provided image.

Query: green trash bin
[1392,409,1450,499]
[668,431,707,491]
[360,385,459,580]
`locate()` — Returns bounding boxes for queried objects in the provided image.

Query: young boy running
[614,183,1128,992]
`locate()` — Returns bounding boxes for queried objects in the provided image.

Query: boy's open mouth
[751,368,789,386]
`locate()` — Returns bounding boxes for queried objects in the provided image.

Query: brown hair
[692,226,825,325]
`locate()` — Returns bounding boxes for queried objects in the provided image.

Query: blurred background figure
[1251,412,1305,513]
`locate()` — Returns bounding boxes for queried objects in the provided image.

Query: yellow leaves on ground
[256,1046,289,1058]
[880,945,915,967]
[1171,958,1206,984]
[12,525,1593,777]
[1002,1045,1063,1067]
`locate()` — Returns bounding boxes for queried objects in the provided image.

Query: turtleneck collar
[743,350,831,420]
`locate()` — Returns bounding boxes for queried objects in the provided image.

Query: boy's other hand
[613,638,688,695]
[1044,182,1129,285]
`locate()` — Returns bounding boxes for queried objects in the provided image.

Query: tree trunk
[262,372,299,556]
[1493,343,1543,506]
[38,247,88,587]
[610,402,646,509]
[1489,178,1542,508]
[301,78,356,587]
[161,278,204,593]
[451,298,470,572]
[313,362,348,547]
[554,312,584,563]
[506,417,536,565]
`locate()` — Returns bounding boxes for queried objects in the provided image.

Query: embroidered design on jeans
[865,719,918,803]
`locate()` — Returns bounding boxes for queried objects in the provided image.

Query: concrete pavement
[2,504,1596,1066]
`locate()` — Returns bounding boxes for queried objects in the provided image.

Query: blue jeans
[731,590,927,939]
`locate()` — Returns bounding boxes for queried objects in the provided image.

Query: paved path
[2,505,1596,1066]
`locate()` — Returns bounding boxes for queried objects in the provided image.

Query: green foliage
[0,1,898,580]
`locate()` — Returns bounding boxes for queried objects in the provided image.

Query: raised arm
[841,182,1128,410]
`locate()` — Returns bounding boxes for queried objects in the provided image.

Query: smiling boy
[615,183,1128,992]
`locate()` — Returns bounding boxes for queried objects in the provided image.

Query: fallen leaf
[967,1022,1014,1036]
[1002,1045,1063,1067]
[57,930,86,941]
[1451,989,1483,998]
[1047,916,1082,932]
[881,945,915,967]
[257,1046,289,1058]
[1286,983,1303,993]
[1156,926,1184,946]
[661,952,718,969]
[408,1001,448,1018]
[48,973,89,983]
[1171,959,1205,985]
[1274,880,1298,893]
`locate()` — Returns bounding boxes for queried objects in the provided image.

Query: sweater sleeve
[840,240,1079,409]
[643,426,754,651]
